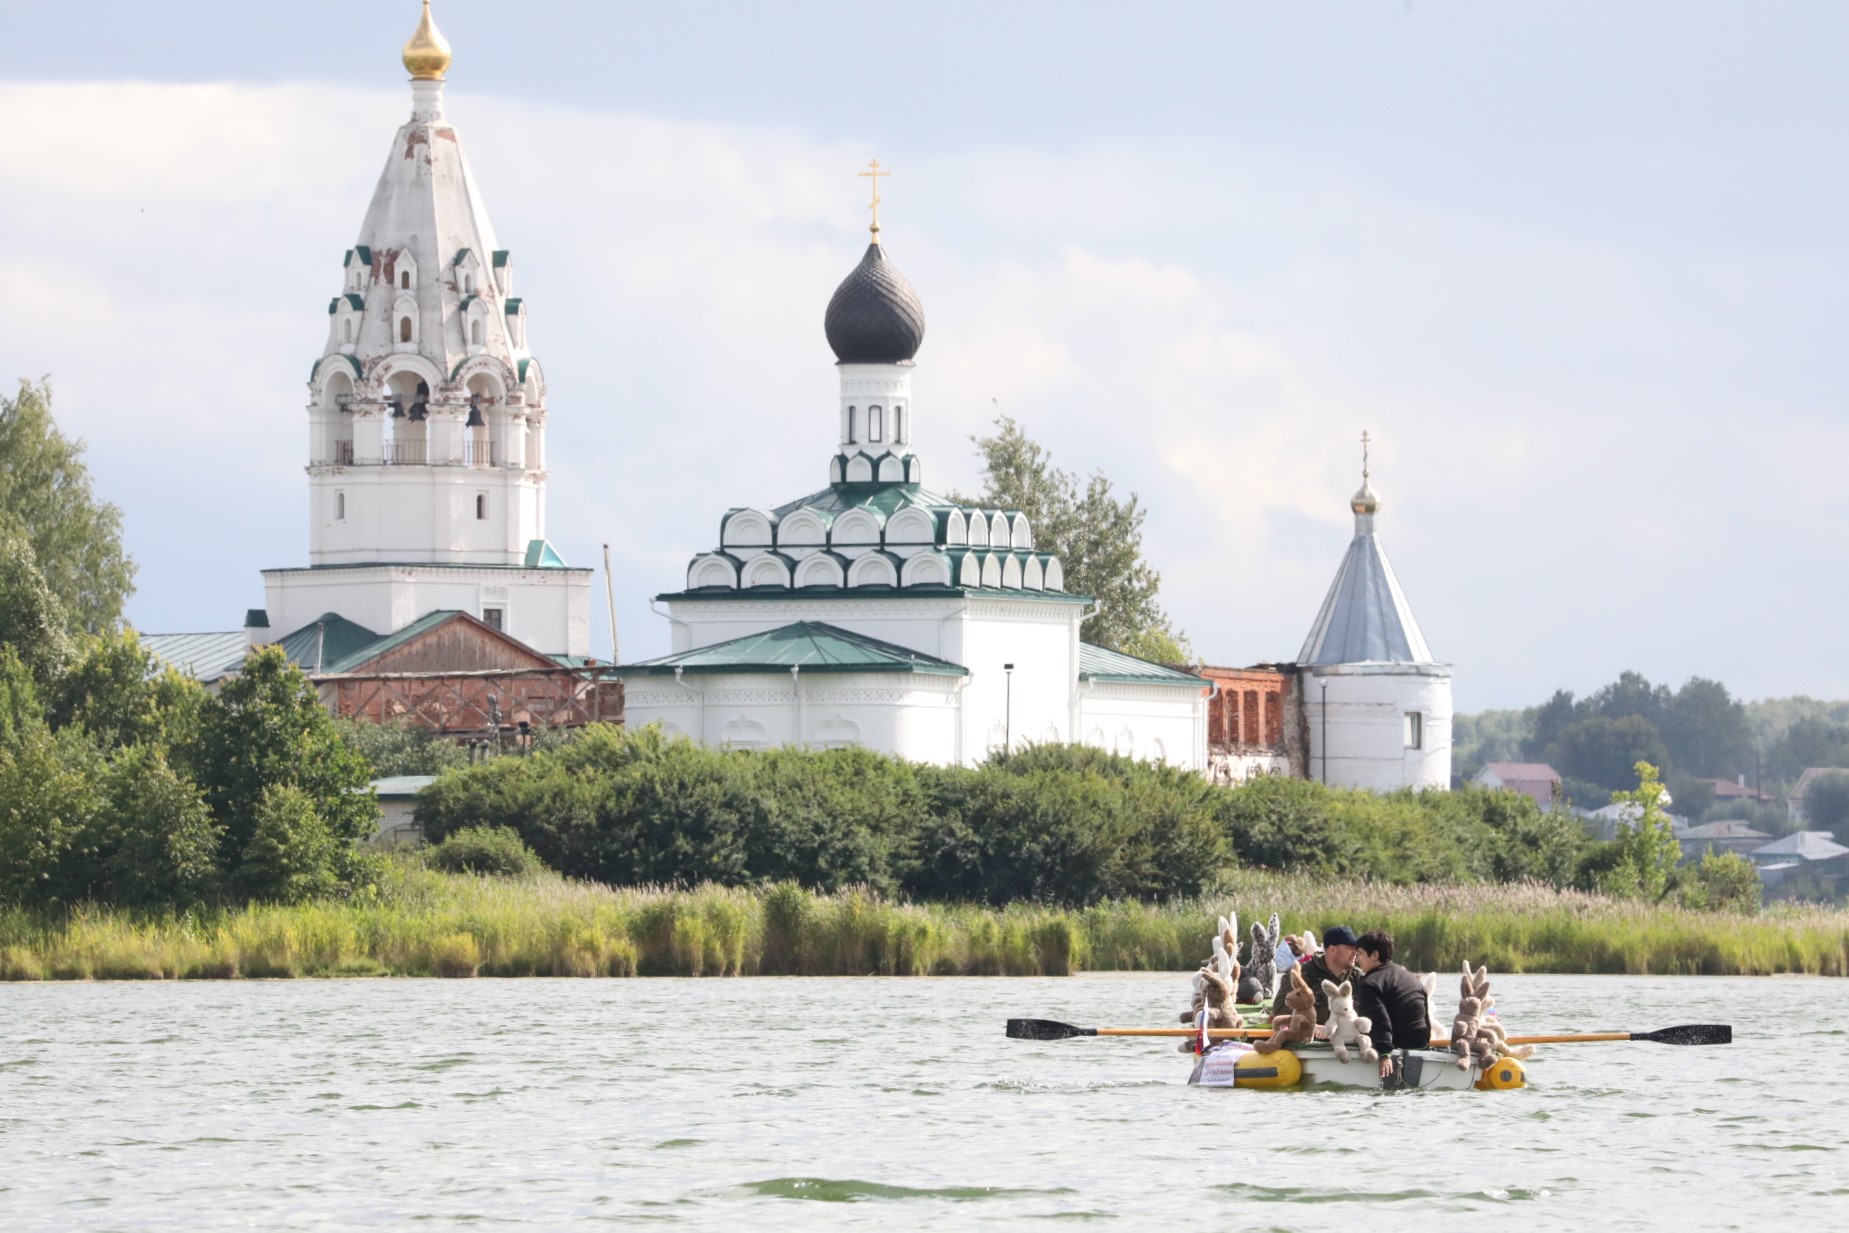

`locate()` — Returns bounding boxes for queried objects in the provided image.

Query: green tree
[967,415,1188,658]
[45,628,205,752]
[237,783,339,904]
[1546,714,1669,793]
[1671,850,1761,913]
[1598,761,1683,900]
[84,745,222,908]
[0,729,99,906]
[0,528,70,680]
[1587,670,1671,728]
[1660,676,1752,779]
[0,379,136,634]
[0,646,46,749]
[335,715,471,777]
[1802,770,1849,840]
[186,645,377,865]
[1522,689,1581,760]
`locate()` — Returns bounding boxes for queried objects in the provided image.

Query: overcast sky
[1,1,1844,712]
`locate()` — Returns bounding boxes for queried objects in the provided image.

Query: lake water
[1,974,1841,1229]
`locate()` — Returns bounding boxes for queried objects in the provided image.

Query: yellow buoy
[1475,1056,1527,1091]
[1235,1048,1302,1089]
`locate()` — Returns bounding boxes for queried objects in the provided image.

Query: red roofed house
[1472,762,1562,809]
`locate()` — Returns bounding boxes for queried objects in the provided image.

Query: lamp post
[1003,663,1015,754]
[1319,679,1329,785]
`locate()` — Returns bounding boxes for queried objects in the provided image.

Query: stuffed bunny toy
[1420,971,1439,1032]
[1449,962,1531,1070]
[1254,964,1316,1055]
[1238,914,1281,1003]
[1177,962,1245,1052]
[1322,978,1378,1064]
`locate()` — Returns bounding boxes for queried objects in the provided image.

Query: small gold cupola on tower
[402,0,453,80]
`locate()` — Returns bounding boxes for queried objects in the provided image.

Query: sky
[1,1,1844,712]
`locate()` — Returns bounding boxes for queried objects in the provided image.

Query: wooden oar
[1430,1024,1731,1048]
[1008,1019,1732,1046]
[1008,1019,1272,1041]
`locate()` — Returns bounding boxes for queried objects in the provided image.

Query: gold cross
[1360,429,1371,480]
[857,159,889,238]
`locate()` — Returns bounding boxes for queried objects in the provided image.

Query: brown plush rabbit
[1254,964,1315,1055]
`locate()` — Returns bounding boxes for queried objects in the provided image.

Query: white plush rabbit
[1322,978,1378,1064]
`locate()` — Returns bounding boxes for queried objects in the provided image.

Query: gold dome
[402,1,452,81]
[1351,479,1379,516]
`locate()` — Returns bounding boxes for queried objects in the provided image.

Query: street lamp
[1319,679,1329,785]
[1003,663,1015,755]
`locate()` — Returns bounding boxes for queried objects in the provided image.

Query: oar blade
[1637,1023,1732,1046]
[1006,1018,1091,1041]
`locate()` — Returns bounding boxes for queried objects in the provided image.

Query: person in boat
[1354,929,1431,1080]
[1270,925,1359,1028]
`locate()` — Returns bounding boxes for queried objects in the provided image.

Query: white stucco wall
[622,670,966,761]
[1301,664,1452,791]
[263,563,591,657]
[1076,681,1208,769]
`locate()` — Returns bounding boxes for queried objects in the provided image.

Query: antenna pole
[602,543,620,665]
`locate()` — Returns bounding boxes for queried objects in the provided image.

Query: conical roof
[824,243,925,364]
[1297,486,1436,667]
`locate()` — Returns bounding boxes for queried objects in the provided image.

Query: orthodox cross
[1360,429,1371,480]
[858,159,889,237]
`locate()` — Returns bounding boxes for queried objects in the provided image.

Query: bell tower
[262,2,589,656]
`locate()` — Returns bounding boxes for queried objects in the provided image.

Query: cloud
[0,79,1843,710]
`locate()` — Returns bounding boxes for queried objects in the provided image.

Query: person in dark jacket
[1270,925,1360,1029]
[1354,929,1431,1079]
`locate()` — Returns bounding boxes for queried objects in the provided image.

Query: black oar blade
[1636,1023,1732,1046]
[1007,1018,1093,1041]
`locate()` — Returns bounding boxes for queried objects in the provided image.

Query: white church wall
[1077,682,1208,770]
[309,460,542,566]
[1302,666,1452,791]
[621,672,963,762]
[956,599,1080,758]
[664,595,970,658]
[263,563,591,657]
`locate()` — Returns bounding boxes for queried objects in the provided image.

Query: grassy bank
[2,865,1846,980]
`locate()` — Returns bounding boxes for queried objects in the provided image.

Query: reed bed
[1,866,1845,980]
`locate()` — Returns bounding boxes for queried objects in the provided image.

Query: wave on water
[1217,1182,1552,1205]
[739,1177,1079,1204]
[977,1076,1170,1093]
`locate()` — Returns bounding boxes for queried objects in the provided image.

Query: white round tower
[1297,437,1452,791]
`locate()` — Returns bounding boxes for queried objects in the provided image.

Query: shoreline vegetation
[3,865,1844,982]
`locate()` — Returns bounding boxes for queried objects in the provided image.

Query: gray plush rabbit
[1238,913,1280,1003]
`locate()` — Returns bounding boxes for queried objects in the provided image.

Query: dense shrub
[428,826,542,877]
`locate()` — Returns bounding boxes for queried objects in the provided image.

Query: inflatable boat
[1188,1039,1526,1091]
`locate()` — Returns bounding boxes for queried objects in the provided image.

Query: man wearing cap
[1270,925,1360,1030]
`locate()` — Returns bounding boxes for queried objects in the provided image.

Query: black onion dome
[824,243,925,364]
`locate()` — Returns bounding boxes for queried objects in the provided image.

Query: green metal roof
[140,630,248,682]
[320,609,459,675]
[610,621,968,678]
[657,583,1089,605]
[524,539,568,568]
[504,297,524,314]
[275,612,382,673]
[452,248,473,267]
[369,774,438,798]
[492,250,510,268]
[1077,643,1204,687]
[458,293,479,311]
[346,246,372,267]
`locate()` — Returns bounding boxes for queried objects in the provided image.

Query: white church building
[611,193,1211,766]
[265,2,590,659]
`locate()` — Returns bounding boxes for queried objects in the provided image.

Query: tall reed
[1,865,1844,980]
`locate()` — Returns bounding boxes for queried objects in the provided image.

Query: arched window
[463,272,473,293]
[400,270,410,290]
[343,319,353,343]
[894,405,905,443]
[868,405,883,442]
[475,494,487,520]
[470,318,483,345]
[335,492,346,520]
[399,317,413,343]
[847,406,858,443]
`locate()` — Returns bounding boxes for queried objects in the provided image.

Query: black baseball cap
[1322,925,1359,948]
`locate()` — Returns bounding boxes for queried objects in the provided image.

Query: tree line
[1455,669,1849,828]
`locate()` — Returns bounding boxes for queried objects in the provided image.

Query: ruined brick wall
[1197,664,1307,783]
[318,669,623,736]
